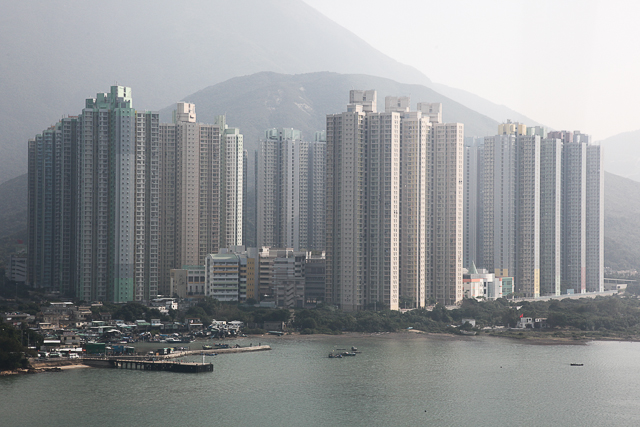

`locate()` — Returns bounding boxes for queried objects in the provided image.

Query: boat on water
[328,352,343,358]
[570,363,584,366]
[202,345,213,350]
[341,352,357,357]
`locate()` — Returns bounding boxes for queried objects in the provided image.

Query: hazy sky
[303,0,639,140]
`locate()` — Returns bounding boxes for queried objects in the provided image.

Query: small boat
[570,363,584,366]
[341,352,357,357]
[202,345,212,350]
[328,352,342,358]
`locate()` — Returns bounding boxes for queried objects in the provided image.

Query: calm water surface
[2,334,640,426]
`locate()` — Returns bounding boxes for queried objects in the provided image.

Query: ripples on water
[2,335,640,427]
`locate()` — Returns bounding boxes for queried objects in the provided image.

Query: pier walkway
[81,357,213,373]
[165,344,271,358]
[108,359,212,373]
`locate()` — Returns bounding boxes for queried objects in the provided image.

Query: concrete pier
[165,344,271,359]
[108,359,213,373]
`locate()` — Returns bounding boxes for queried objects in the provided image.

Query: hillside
[0,174,28,239]
[601,129,640,182]
[603,172,640,270]
[0,173,28,268]
[159,72,500,153]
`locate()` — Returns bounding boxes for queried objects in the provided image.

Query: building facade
[540,137,562,296]
[28,117,76,295]
[256,128,325,251]
[28,86,159,302]
[326,90,464,310]
[158,104,243,295]
[465,124,603,297]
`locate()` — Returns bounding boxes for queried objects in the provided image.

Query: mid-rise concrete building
[463,262,503,300]
[271,249,306,308]
[305,251,326,306]
[169,265,205,299]
[205,252,247,302]
[6,254,27,283]
[252,246,310,308]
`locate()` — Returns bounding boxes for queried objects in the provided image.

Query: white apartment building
[326,91,464,310]
[585,144,604,292]
[256,128,325,252]
[158,104,243,295]
[466,125,603,298]
[463,137,484,271]
[74,86,159,303]
[540,137,562,296]
[205,252,246,302]
[427,115,465,305]
[326,90,370,311]
[223,127,243,248]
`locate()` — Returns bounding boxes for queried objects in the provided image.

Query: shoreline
[6,330,640,376]
[245,329,640,346]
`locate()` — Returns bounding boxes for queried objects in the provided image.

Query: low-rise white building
[6,254,27,282]
[205,251,247,302]
[463,262,503,300]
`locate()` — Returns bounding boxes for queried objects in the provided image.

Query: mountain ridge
[159,71,500,155]
[600,129,640,182]
[0,0,535,184]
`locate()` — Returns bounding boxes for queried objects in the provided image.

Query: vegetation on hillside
[0,321,41,371]
[92,295,640,340]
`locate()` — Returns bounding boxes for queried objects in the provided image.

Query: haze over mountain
[0,0,425,184]
[603,172,640,270]
[158,71,499,152]
[600,129,640,182]
[1,0,536,185]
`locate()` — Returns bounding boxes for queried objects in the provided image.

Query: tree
[0,322,30,371]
